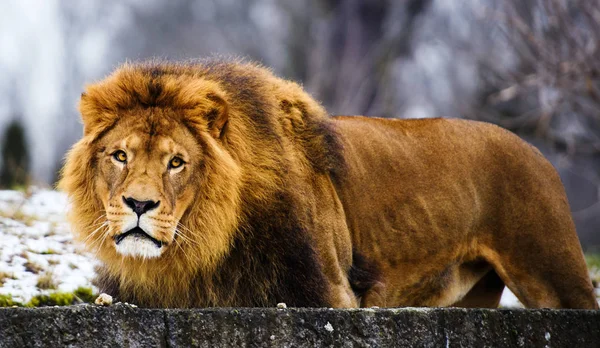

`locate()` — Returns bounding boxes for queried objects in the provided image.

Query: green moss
[27,292,74,307]
[73,287,95,303]
[40,249,58,255]
[10,184,28,192]
[1,288,97,307]
[0,294,21,307]
[26,288,97,307]
[585,253,600,269]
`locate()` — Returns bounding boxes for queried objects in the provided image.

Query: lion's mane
[60,59,345,307]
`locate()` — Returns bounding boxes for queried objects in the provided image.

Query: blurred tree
[465,0,600,249]
[471,0,600,156]
[0,120,30,189]
[283,0,432,117]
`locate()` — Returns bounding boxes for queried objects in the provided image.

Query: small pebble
[276,302,287,309]
[95,293,113,306]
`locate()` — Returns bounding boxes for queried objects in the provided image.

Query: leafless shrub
[474,0,600,156]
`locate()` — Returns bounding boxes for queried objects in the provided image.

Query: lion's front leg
[327,282,359,308]
[359,282,387,308]
[310,175,358,308]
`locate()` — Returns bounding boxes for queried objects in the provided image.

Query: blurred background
[0,0,598,251]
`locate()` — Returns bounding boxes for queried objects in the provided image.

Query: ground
[0,188,97,305]
[0,188,598,307]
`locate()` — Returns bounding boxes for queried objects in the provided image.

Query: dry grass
[44,223,58,237]
[24,261,43,274]
[36,271,58,290]
[9,210,36,226]
[0,271,15,287]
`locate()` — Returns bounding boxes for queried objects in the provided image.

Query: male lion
[60,59,598,309]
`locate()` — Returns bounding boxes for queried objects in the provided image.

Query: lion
[59,59,598,309]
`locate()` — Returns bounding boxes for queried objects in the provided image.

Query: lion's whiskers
[174,229,200,247]
[90,212,107,225]
[82,218,109,245]
[173,231,192,261]
[81,212,115,258]
[85,222,108,243]
[175,222,206,247]
[86,222,110,255]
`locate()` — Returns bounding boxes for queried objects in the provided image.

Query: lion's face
[62,66,243,275]
[94,109,202,258]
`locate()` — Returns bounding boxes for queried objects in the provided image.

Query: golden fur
[60,59,598,309]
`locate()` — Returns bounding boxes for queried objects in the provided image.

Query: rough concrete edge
[1,305,599,347]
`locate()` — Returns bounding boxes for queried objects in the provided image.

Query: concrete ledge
[0,305,598,347]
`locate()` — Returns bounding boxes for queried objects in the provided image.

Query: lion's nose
[123,196,160,216]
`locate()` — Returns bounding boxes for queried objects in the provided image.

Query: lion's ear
[79,92,115,137]
[205,92,229,139]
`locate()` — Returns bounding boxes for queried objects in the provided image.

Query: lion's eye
[113,150,127,163]
[169,157,184,169]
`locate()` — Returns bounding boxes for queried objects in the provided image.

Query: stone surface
[0,305,598,347]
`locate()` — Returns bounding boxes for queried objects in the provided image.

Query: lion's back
[331,115,568,255]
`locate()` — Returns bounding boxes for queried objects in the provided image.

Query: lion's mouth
[114,227,164,248]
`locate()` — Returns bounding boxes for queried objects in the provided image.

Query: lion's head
[59,63,255,284]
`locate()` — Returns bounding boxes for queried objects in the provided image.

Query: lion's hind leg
[480,243,598,309]
[480,152,597,308]
[452,270,505,308]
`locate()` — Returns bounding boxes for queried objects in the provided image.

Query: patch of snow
[0,190,23,202]
[0,188,97,303]
[500,288,523,308]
